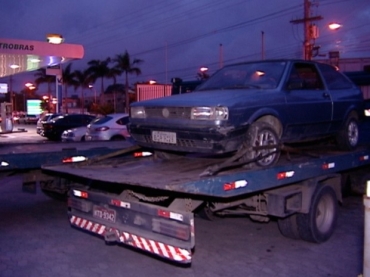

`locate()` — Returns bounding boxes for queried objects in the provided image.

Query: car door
[283,62,333,140]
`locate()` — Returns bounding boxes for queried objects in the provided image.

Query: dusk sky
[0,0,369,93]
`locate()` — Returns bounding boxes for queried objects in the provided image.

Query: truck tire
[297,185,338,243]
[277,214,300,240]
[336,113,359,150]
[242,121,280,167]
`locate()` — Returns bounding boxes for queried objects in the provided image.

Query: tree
[73,69,92,113]
[34,68,54,112]
[62,63,78,113]
[86,58,112,99]
[113,51,143,112]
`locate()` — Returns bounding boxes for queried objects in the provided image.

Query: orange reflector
[111,199,131,209]
[62,156,87,163]
[72,189,88,198]
[133,151,153,157]
[224,180,248,191]
[277,171,295,180]
[158,209,183,221]
[322,162,335,170]
[360,155,369,161]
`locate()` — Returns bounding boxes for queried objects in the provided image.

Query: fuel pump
[1,103,13,132]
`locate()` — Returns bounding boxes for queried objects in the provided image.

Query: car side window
[317,63,354,90]
[117,117,129,125]
[287,63,324,90]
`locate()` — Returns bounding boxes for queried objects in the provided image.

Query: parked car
[42,114,95,141]
[61,126,88,142]
[25,114,39,124]
[129,59,364,167]
[37,113,62,136]
[85,113,130,141]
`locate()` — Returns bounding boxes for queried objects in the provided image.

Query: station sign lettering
[0,42,34,51]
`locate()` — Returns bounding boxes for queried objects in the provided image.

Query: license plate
[93,206,116,222]
[152,131,177,144]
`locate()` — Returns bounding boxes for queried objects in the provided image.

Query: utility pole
[290,0,322,60]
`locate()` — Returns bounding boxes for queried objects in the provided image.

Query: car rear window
[317,63,354,89]
[94,116,113,124]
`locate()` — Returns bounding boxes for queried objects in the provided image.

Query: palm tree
[73,69,92,113]
[86,58,112,97]
[113,51,143,112]
[34,68,54,112]
[62,63,78,113]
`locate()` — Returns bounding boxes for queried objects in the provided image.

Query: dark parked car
[41,114,95,140]
[129,59,364,167]
[37,113,62,136]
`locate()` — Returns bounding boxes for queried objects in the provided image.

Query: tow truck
[37,121,370,264]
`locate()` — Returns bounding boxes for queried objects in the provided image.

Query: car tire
[296,185,338,243]
[242,121,280,167]
[336,113,359,151]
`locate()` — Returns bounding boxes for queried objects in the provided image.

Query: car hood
[132,89,275,108]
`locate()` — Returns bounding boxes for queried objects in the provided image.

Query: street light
[328,23,342,31]
[46,34,64,44]
[89,84,97,104]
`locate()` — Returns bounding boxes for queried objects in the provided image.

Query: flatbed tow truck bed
[42,145,370,198]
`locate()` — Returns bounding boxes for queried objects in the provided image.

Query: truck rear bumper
[68,188,194,264]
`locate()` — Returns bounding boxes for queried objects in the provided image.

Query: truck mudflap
[68,188,194,263]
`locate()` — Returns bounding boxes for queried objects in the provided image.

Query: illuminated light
[277,171,295,180]
[1,161,9,166]
[360,155,369,161]
[10,64,20,69]
[365,110,370,117]
[256,70,265,76]
[149,80,157,85]
[322,162,335,170]
[111,199,131,209]
[62,156,87,163]
[133,151,153,157]
[329,23,342,30]
[47,33,64,44]
[224,180,248,191]
[73,190,88,199]
[367,181,370,198]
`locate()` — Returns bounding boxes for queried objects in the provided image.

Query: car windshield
[197,61,287,91]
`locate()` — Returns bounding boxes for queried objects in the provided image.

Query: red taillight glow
[62,156,87,163]
[277,171,295,180]
[322,162,335,170]
[111,199,131,208]
[73,189,89,198]
[133,152,153,157]
[223,180,248,191]
[158,209,184,221]
[360,155,369,161]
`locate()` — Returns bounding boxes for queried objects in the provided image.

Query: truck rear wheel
[277,214,300,239]
[297,185,338,243]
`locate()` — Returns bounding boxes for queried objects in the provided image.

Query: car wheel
[296,185,338,243]
[242,121,280,167]
[336,113,359,150]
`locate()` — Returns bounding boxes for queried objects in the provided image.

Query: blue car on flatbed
[129,59,364,167]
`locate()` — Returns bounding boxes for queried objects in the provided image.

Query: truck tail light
[73,189,89,199]
[223,180,248,191]
[277,171,295,180]
[62,156,87,163]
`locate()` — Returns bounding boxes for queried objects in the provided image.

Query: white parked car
[85,113,130,141]
[61,126,88,142]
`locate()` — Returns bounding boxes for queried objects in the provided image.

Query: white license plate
[93,206,116,222]
[152,131,177,144]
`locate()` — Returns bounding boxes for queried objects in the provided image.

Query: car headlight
[131,106,146,118]
[191,107,229,120]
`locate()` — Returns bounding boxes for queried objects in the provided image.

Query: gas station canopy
[0,37,84,78]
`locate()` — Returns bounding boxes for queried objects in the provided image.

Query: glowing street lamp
[46,34,64,44]
[149,80,157,85]
[328,23,342,31]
